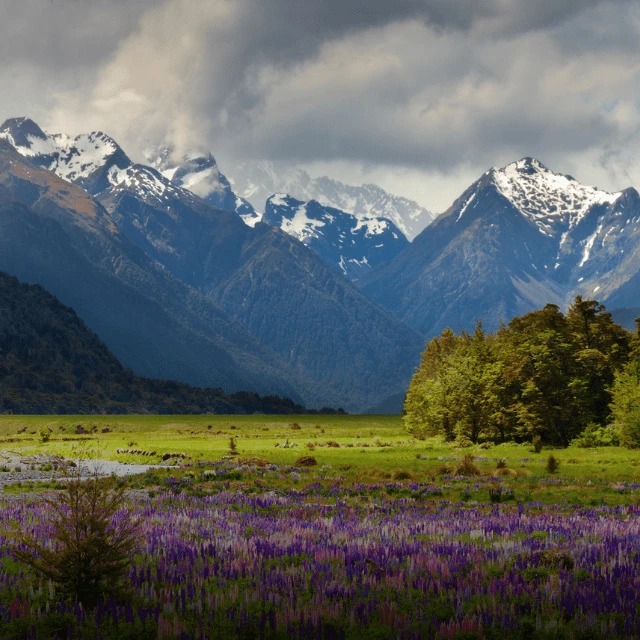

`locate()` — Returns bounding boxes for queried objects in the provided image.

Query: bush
[456,454,481,477]
[14,467,139,608]
[38,427,52,443]
[546,455,559,474]
[531,435,543,453]
[572,423,621,448]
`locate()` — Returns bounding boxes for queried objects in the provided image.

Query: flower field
[2,462,640,639]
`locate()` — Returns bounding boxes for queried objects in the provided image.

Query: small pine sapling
[546,454,560,474]
[14,464,139,608]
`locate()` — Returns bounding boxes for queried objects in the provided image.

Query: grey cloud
[0,0,157,70]
[0,0,638,194]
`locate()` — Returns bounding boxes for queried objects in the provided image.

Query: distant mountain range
[0,117,424,412]
[263,194,408,280]
[362,157,640,335]
[228,160,435,241]
[141,149,421,271]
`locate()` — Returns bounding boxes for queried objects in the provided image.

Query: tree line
[404,297,640,447]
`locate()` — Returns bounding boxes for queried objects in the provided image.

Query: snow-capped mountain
[144,147,260,226]
[362,157,637,336]
[227,160,435,240]
[0,117,132,195]
[489,158,619,238]
[264,194,409,280]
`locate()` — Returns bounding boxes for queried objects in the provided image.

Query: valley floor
[1,415,640,638]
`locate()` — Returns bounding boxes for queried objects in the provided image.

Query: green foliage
[37,426,52,443]
[405,298,632,446]
[571,423,621,448]
[405,324,501,443]
[14,467,140,608]
[531,436,543,453]
[610,352,640,448]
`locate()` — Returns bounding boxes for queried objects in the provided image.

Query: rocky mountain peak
[144,145,258,223]
[0,117,49,148]
[482,157,621,237]
[0,117,132,195]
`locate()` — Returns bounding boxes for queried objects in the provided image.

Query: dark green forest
[0,272,341,415]
[404,297,640,447]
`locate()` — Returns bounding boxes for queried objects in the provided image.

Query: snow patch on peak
[492,157,620,235]
[108,165,184,204]
[285,204,326,241]
[269,193,295,207]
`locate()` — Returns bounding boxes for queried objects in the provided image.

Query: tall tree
[566,296,631,427]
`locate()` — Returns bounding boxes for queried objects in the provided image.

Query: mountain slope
[263,194,408,280]
[0,271,323,414]
[208,222,423,409]
[361,158,624,335]
[0,139,306,400]
[229,160,435,240]
[93,161,424,411]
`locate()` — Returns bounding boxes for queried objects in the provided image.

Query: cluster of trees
[404,297,640,447]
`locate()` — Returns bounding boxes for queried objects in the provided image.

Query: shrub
[496,467,518,477]
[14,467,139,608]
[572,423,621,448]
[546,455,559,474]
[38,427,52,443]
[290,423,302,430]
[534,549,575,571]
[393,470,413,481]
[456,438,474,448]
[531,436,543,453]
[496,458,507,469]
[456,454,481,476]
[229,437,239,456]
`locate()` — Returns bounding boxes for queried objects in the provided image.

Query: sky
[1,0,639,212]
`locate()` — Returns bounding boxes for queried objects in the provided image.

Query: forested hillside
[0,272,337,415]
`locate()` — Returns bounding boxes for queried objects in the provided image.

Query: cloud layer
[1,0,639,210]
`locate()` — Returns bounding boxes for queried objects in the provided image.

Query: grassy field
[1,414,640,505]
[3,415,640,638]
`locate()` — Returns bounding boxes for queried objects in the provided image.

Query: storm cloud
[0,0,638,210]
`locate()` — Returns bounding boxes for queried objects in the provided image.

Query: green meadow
[1,414,640,506]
